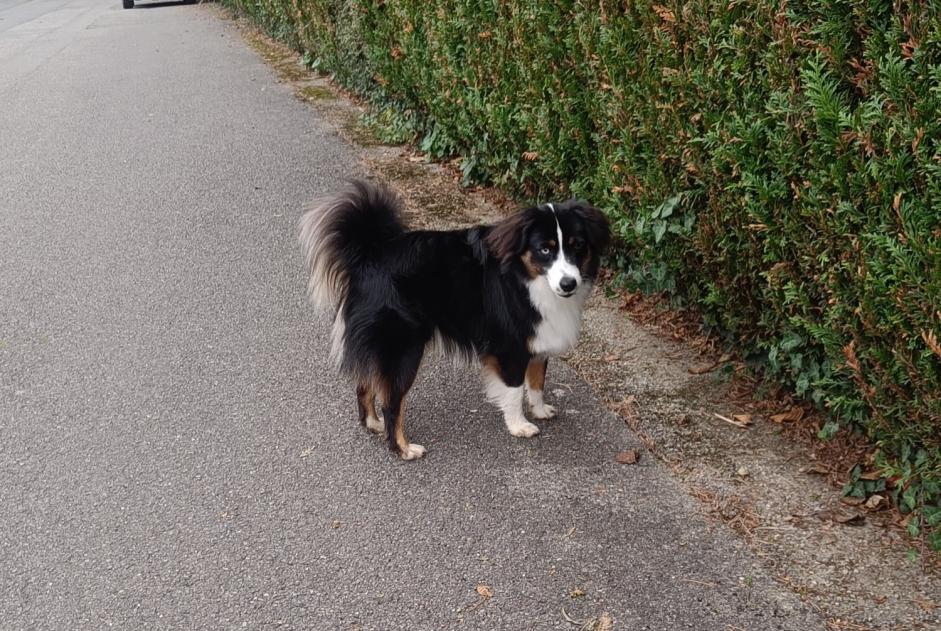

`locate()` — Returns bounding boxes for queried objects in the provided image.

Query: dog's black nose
[559,276,577,293]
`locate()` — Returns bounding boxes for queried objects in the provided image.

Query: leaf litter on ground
[616,449,639,464]
[561,607,613,631]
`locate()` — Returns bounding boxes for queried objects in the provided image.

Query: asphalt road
[0,2,825,629]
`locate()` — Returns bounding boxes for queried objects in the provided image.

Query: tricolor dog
[299,180,609,460]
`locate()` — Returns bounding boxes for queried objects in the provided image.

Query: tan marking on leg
[525,357,547,392]
[526,357,556,420]
[373,374,391,410]
[357,384,383,433]
[481,354,501,374]
[393,400,426,460]
[392,399,408,451]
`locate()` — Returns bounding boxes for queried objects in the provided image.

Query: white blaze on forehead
[546,204,581,294]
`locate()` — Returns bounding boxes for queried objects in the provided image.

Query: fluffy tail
[298,179,405,310]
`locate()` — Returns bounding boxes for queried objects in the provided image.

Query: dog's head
[485,199,610,297]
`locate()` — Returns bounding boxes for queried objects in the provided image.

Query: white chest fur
[527,278,590,356]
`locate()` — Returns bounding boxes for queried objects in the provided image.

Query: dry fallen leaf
[732,414,753,425]
[476,584,493,599]
[897,513,914,528]
[771,407,805,423]
[603,354,620,363]
[864,494,885,510]
[833,511,865,526]
[712,413,750,429]
[736,466,750,478]
[840,495,866,507]
[686,353,732,375]
[688,361,719,374]
[616,449,639,465]
[801,463,831,475]
[570,587,586,599]
[912,598,938,612]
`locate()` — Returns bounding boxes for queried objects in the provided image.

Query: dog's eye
[572,238,586,251]
[539,246,551,255]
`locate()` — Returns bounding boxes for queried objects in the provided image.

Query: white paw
[400,443,427,461]
[365,415,384,434]
[508,421,541,438]
[531,403,557,420]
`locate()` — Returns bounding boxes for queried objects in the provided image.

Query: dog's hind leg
[379,346,426,461]
[356,383,383,433]
[482,355,540,438]
[525,357,557,420]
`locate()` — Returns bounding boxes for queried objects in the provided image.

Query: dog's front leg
[482,355,540,438]
[525,356,557,419]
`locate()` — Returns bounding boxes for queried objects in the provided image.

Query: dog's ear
[485,207,537,266]
[572,201,610,254]
[465,227,490,264]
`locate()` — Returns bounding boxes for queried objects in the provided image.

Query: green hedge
[224,0,941,547]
